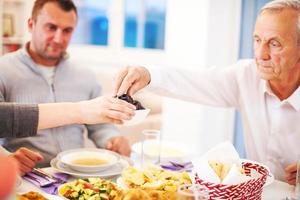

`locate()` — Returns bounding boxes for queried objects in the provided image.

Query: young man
[0,0,132,169]
[114,0,300,185]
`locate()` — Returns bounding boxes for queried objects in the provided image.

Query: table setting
[17,140,297,200]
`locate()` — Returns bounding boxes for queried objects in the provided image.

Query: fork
[170,161,193,168]
[32,168,66,184]
[24,174,54,187]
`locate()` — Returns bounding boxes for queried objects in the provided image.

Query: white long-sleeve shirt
[149,59,300,181]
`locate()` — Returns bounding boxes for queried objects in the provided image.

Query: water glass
[177,184,209,200]
[295,155,300,200]
[141,129,161,167]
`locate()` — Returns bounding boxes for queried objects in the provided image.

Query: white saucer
[50,156,133,178]
[123,108,150,125]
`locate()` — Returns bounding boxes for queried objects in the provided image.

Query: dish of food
[208,160,244,182]
[17,191,48,200]
[50,156,132,178]
[72,158,108,166]
[117,94,145,110]
[115,188,177,200]
[58,178,121,200]
[121,165,191,192]
[123,109,150,126]
[57,148,120,173]
[117,94,150,125]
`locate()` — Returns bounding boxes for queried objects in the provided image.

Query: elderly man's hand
[9,148,43,176]
[105,136,131,156]
[285,163,297,185]
[79,96,136,125]
[114,66,151,97]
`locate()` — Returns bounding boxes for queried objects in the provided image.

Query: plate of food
[56,148,120,173]
[119,165,191,191]
[51,156,133,178]
[17,191,48,200]
[58,178,121,200]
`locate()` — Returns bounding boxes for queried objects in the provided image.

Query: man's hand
[113,66,151,97]
[105,136,131,156]
[285,163,297,185]
[0,155,19,199]
[79,96,136,125]
[9,148,43,176]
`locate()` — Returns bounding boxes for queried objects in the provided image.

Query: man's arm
[8,147,43,176]
[88,83,131,156]
[0,103,38,138]
[38,96,135,130]
[0,96,135,138]
[114,64,241,108]
[0,154,19,199]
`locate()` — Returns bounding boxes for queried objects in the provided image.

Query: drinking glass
[177,184,209,200]
[141,129,161,167]
[295,155,300,200]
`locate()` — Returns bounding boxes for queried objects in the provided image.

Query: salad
[58,178,120,200]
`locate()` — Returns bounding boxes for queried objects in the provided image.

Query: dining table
[17,166,296,200]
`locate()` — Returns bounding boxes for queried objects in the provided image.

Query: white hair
[260,0,300,44]
[260,0,300,13]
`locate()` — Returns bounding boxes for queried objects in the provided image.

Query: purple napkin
[23,172,69,195]
[160,161,193,172]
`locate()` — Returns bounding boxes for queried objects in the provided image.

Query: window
[72,0,110,46]
[124,0,166,49]
[72,0,166,49]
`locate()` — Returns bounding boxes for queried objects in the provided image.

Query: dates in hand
[117,94,145,110]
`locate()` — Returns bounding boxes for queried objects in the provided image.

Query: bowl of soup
[57,148,120,173]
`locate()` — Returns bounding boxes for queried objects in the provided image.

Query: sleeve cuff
[13,103,39,138]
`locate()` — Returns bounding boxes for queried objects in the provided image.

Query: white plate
[50,156,133,178]
[57,148,120,173]
[132,141,192,162]
[241,159,274,187]
[123,108,150,126]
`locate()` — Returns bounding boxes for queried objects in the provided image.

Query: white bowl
[123,108,150,126]
[57,148,120,173]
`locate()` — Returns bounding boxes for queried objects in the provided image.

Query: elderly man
[0,0,134,169]
[114,0,300,185]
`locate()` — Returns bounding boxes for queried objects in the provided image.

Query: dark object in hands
[118,94,145,110]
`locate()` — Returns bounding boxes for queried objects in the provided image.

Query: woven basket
[194,162,269,200]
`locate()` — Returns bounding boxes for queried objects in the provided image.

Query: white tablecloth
[17,167,295,200]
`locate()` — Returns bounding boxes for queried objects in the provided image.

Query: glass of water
[141,129,161,167]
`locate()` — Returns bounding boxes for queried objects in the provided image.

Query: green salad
[58,178,120,200]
